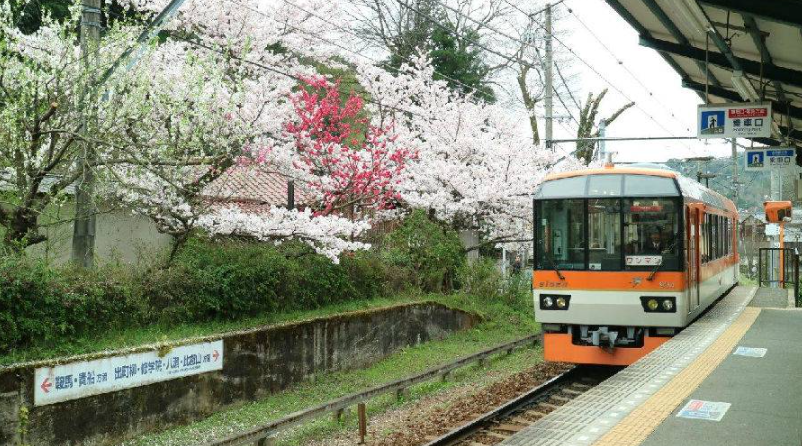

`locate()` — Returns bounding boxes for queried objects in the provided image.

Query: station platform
[503,285,802,446]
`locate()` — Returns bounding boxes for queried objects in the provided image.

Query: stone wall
[0,302,479,446]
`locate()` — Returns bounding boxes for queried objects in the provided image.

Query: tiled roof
[201,165,309,210]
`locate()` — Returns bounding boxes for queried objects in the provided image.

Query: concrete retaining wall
[0,302,479,446]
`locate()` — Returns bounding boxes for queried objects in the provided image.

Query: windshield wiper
[646,241,677,281]
[541,243,566,281]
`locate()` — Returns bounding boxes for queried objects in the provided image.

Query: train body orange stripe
[533,271,686,291]
[543,333,670,366]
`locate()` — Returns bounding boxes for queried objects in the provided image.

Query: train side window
[712,215,719,260]
[700,214,708,263]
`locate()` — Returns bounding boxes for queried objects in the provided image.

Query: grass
[122,291,540,446]
[739,274,757,286]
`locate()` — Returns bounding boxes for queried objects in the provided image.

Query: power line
[447,0,688,142]
[563,2,691,133]
[232,0,560,136]
[171,33,451,126]
[278,0,493,102]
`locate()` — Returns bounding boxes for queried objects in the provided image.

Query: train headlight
[540,294,570,310]
[640,296,676,313]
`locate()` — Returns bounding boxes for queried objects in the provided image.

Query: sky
[555,0,739,163]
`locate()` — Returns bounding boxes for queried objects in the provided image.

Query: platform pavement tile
[591,306,761,446]
[499,286,757,446]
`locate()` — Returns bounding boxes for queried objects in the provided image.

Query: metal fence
[758,247,800,307]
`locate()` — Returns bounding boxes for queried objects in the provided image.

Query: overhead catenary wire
[562,2,691,133]
[432,0,690,144]
[232,0,574,139]
[172,34,439,124]
[278,0,499,103]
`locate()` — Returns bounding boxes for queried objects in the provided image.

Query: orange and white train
[533,164,739,366]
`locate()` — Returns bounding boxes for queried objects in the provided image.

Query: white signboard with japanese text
[765,223,780,236]
[34,340,223,406]
[745,148,795,171]
[625,256,662,267]
[676,399,731,421]
[698,102,772,139]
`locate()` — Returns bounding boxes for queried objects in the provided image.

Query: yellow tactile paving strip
[591,307,762,446]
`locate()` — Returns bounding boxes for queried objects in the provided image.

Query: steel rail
[421,367,581,446]
[203,335,540,446]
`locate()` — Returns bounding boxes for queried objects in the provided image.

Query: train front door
[686,206,701,311]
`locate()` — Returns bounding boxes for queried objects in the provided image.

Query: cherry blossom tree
[356,55,583,249]
[105,10,412,261]
[0,3,144,251]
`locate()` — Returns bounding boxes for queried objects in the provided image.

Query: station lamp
[676,0,713,36]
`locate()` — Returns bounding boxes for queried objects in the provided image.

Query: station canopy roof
[605,0,802,149]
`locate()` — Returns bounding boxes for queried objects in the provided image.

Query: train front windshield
[534,174,682,272]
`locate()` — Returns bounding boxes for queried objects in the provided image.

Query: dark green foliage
[7,0,140,35]
[156,239,385,322]
[0,240,389,352]
[0,257,139,353]
[457,258,531,313]
[0,215,473,355]
[383,2,495,103]
[383,210,465,292]
[8,0,70,34]
[429,26,495,103]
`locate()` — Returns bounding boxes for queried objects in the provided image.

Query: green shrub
[0,257,138,352]
[383,210,465,292]
[3,216,468,354]
[154,239,386,322]
[457,258,532,312]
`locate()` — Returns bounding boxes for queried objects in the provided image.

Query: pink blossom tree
[273,76,413,217]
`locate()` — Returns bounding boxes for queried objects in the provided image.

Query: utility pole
[71,0,101,267]
[544,3,553,151]
[70,0,189,267]
[597,120,607,161]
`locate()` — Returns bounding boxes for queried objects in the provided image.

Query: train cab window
[536,200,586,270]
[587,175,623,197]
[536,176,587,198]
[623,175,678,196]
[623,199,680,270]
[588,199,622,270]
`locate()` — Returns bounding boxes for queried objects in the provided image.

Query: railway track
[422,366,619,446]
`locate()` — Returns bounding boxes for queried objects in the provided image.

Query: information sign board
[745,148,794,171]
[698,102,772,138]
[676,399,731,421]
[765,223,780,236]
[34,340,223,406]
[625,256,662,266]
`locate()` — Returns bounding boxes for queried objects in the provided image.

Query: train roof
[537,165,737,213]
